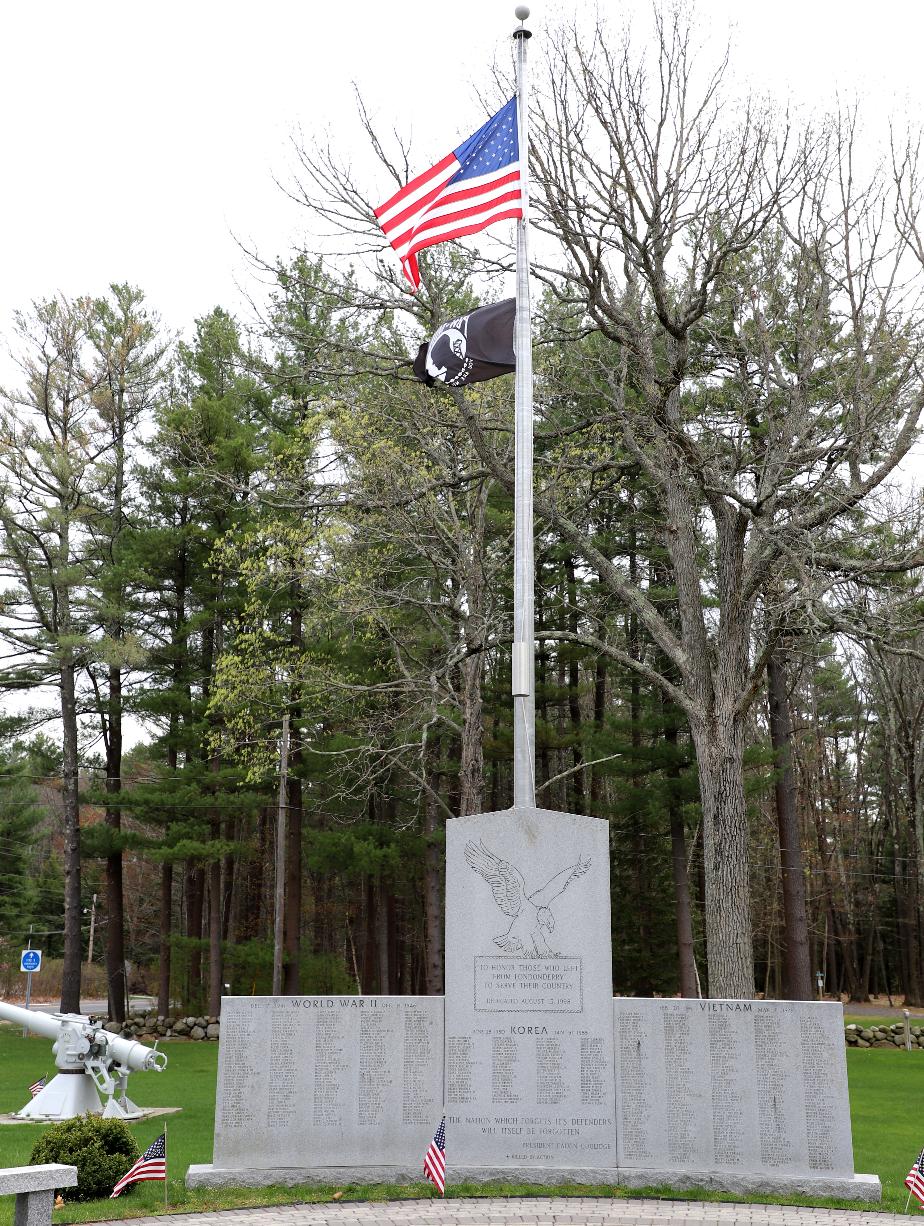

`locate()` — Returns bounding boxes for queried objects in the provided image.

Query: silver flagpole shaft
[512,5,535,807]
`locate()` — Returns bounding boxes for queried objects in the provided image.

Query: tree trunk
[766,651,813,1000]
[285,599,304,993]
[284,773,302,993]
[423,783,444,994]
[378,878,391,994]
[664,714,697,997]
[459,653,484,815]
[158,862,173,1015]
[690,719,755,998]
[362,874,377,993]
[208,853,223,1015]
[105,661,127,1022]
[536,575,551,792]
[208,757,223,1015]
[564,558,584,813]
[590,653,606,811]
[186,862,205,1009]
[59,658,83,1014]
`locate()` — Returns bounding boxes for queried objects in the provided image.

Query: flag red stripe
[424,1159,445,1191]
[378,165,462,239]
[375,97,522,290]
[389,175,522,255]
[906,1172,924,1199]
[397,168,521,231]
[381,167,521,248]
[374,152,458,222]
[399,187,523,252]
[405,204,524,264]
[111,1160,166,1196]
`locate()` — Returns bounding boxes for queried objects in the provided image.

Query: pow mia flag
[413,298,516,388]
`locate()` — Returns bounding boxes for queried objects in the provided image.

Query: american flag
[906,1147,924,1208]
[423,1116,446,1196]
[110,1133,167,1199]
[375,98,523,292]
[28,1075,46,1097]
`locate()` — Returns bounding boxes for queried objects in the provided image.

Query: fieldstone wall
[95,1011,923,1046]
[844,1021,923,1048]
[100,1012,220,1040]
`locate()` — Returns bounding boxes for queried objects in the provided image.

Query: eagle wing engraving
[528,854,592,908]
[464,840,526,917]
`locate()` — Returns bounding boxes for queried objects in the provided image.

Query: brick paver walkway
[91,1199,907,1226]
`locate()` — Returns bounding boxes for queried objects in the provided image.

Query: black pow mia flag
[413,297,516,388]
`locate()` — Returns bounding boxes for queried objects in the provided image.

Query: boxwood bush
[30,1114,139,1201]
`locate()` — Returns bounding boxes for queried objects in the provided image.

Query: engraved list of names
[613,999,854,1177]
[214,996,443,1170]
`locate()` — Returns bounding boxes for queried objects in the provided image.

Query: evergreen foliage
[30,1115,139,1201]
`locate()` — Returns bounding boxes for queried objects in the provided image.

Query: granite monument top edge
[447,804,608,825]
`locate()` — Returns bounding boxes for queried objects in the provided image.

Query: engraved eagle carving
[464,839,592,958]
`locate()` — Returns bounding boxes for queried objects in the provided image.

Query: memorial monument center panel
[445,807,617,1171]
[214,996,443,1170]
[613,998,854,1177]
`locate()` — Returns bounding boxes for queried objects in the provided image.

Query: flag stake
[904,1146,924,1212]
[512,4,535,807]
[164,1120,169,1209]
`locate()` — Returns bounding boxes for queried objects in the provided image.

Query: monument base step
[449,1167,880,1201]
[186,1163,881,1202]
[186,1165,432,1188]
[616,1168,881,1202]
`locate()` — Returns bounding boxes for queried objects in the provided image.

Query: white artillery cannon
[0,1000,167,1121]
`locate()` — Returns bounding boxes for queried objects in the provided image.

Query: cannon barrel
[0,1000,75,1040]
[0,1000,166,1071]
[96,1029,167,1071]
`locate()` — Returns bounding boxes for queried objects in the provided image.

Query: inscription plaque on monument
[444,806,617,1175]
[613,998,855,1178]
[212,995,443,1172]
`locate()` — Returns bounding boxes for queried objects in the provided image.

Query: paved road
[21,996,154,1016]
[89,1199,908,1226]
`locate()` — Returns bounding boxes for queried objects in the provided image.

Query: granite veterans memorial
[188,801,879,1199]
[181,7,881,1203]
[185,804,877,1196]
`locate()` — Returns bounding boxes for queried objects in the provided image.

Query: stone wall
[100,1012,220,1040]
[99,1010,924,1047]
[845,1021,923,1048]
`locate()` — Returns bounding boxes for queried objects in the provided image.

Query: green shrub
[30,1114,139,1201]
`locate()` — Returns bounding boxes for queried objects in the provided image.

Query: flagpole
[511,4,535,808]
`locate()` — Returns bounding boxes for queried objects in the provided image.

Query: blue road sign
[20,949,41,973]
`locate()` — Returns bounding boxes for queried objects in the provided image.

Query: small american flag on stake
[28,1075,46,1097]
[906,1147,924,1209]
[424,1117,446,1195]
[374,98,523,292]
[110,1133,167,1198]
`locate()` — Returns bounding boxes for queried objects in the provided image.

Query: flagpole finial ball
[515,4,530,19]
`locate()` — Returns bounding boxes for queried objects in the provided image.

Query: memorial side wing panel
[213,995,443,1170]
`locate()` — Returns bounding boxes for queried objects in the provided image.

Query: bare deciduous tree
[282,11,924,997]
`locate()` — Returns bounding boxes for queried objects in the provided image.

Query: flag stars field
[374,97,523,290]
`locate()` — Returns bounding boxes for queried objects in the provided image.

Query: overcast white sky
[3,0,924,749]
[4,0,924,347]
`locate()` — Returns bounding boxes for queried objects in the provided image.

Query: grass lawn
[0,1028,922,1222]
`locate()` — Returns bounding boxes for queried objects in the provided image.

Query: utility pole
[272,712,290,996]
[23,924,34,1035]
[87,893,97,965]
